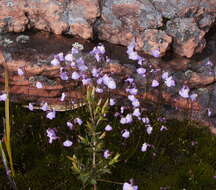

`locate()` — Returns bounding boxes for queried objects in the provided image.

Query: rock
[0,0,100,39]
[166,18,206,58]
[16,35,30,44]
[1,32,216,129]
[135,29,172,57]
[1,0,216,57]
[97,0,216,57]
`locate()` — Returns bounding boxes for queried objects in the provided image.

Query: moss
[0,103,216,189]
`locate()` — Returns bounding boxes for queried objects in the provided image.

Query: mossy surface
[0,103,216,190]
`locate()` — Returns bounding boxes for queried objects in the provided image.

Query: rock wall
[1,0,216,57]
[1,32,216,129]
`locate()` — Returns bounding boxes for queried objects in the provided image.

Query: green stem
[4,63,15,176]
[97,179,123,185]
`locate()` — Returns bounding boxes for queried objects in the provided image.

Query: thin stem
[97,179,123,185]
[3,62,15,177]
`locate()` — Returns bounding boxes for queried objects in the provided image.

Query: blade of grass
[0,141,17,189]
[3,59,15,177]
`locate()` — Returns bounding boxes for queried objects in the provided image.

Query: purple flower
[0,93,7,101]
[206,60,213,66]
[82,78,92,85]
[46,111,56,120]
[60,92,66,102]
[133,108,141,117]
[109,98,116,106]
[103,149,111,159]
[67,121,74,130]
[128,95,136,102]
[151,80,159,87]
[179,85,190,98]
[74,117,83,125]
[46,128,59,144]
[162,72,169,80]
[102,75,116,89]
[51,58,60,66]
[71,47,79,55]
[96,87,103,93]
[127,39,141,61]
[60,72,69,80]
[17,68,24,76]
[63,140,73,147]
[57,52,64,61]
[126,114,133,123]
[125,78,134,84]
[141,142,149,152]
[91,68,100,77]
[151,49,160,58]
[160,125,168,131]
[120,117,127,124]
[41,102,48,111]
[142,117,150,124]
[78,64,88,71]
[132,99,140,107]
[36,81,43,89]
[105,124,112,131]
[126,88,138,95]
[71,71,80,80]
[120,106,125,114]
[96,77,103,85]
[136,68,146,75]
[207,108,212,117]
[190,93,198,101]
[122,129,130,139]
[65,54,73,62]
[123,182,138,190]
[28,103,34,111]
[164,76,175,87]
[146,125,153,135]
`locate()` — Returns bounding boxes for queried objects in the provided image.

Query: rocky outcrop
[97,0,216,58]
[1,32,216,129]
[0,0,99,39]
[1,0,216,57]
